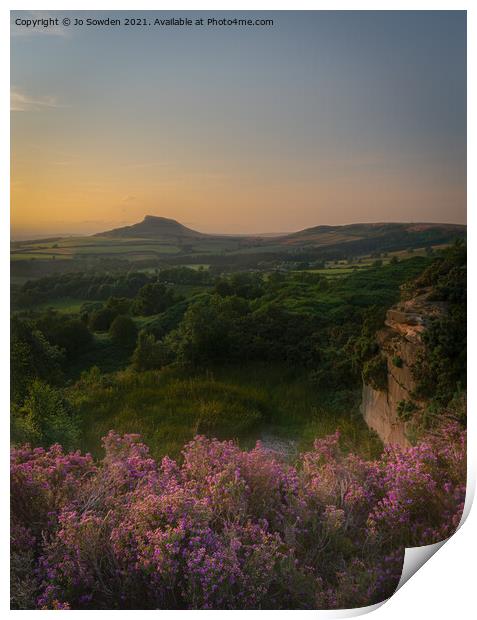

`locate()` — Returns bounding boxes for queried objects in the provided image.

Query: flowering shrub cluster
[11,423,465,610]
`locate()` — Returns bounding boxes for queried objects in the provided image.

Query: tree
[11,317,64,404]
[133,283,179,316]
[109,315,137,348]
[106,297,132,315]
[131,330,172,371]
[89,307,118,332]
[36,312,93,359]
[167,295,250,366]
[11,380,79,449]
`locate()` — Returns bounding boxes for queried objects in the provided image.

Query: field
[10,252,72,261]
[11,238,183,260]
[25,297,87,314]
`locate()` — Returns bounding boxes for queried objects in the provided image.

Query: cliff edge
[361,290,446,447]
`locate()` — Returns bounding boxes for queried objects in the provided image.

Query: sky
[11,10,466,238]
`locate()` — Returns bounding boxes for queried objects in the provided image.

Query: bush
[131,330,172,371]
[412,308,466,406]
[133,283,180,316]
[106,297,133,315]
[36,313,93,359]
[109,315,137,348]
[362,354,388,391]
[11,424,465,609]
[396,399,419,421]
[88,307,118,332]
[11,381,80,450]
[11,318,64,405]
[167,295,249,366]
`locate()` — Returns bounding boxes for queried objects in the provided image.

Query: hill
[95,217,465,249]
[95,215,211,240]
[278,222,465,246]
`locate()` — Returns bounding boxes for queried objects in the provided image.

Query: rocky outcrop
[361,290,445,447]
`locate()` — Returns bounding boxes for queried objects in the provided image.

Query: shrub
[412,308,466,407]
[11,424,465,609]
[131,330,172,371]
[35,313,93,359]
[404,243,466,411]
[133,283,180,316]
[396,399,418,421]
[11,381,80,450]
[11,317,64,404]
[88,307,118,332]
[109,315,137,348]
[362,354,388,391]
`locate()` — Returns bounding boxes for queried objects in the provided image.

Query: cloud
[11,88,62,112]
[122,195,137,203]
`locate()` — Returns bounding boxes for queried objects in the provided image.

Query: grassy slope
[70,362,382,463]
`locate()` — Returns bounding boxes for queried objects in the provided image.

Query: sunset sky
[11,10,466,238]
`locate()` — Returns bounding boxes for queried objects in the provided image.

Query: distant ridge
[279,222,466,246]
[95,216,466,247]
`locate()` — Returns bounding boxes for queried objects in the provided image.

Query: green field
[11,252,72,261]
[26,297,87,314]
[11,241,182,260]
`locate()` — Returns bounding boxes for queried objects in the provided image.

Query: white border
[1,3,474,618]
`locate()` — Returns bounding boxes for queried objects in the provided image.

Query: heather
[11,422,465,610]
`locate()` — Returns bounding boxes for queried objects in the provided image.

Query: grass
[72,244,181,255]
[69,362,382,462]
[307,268,358,277]
[11,252,72,261]
[11,237,184,260]
[28,297,87,314]
[183,264,211,270]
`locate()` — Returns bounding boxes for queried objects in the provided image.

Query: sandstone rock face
[361,291,444,447]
